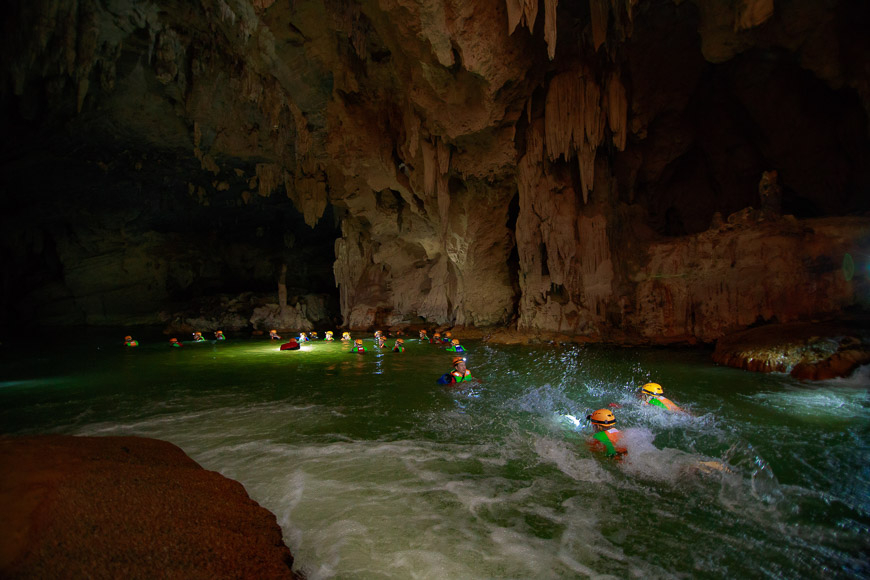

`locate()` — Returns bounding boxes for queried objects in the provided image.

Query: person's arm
[593,431,619,457]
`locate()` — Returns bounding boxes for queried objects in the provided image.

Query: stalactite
[421,140,437,198]
[505,0,539,35]
[605,72,627,151]
[256,163,282,197]
[589,0,609,51]
[734,0,774,31]
[544,0,558,60]
[544,67,605,200]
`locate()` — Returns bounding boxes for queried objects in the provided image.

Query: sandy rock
[0,435,298,579]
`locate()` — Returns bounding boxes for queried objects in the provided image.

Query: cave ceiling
[1,0,868,336]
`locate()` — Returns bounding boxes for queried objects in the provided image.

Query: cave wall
[1,0,868,340]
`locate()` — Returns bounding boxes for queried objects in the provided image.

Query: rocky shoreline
[0,435,300,579]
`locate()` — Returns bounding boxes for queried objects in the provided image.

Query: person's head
[451,338,460,345]
[640,382,663,401]
[216,330,223,334]
[170,338,178,343]
[396,338,404,344]
[445,331,452,338]
[124,335,132,341]
[453,356,466,371]
[194,332,201,336]
[270,329,277,334]
[587,408,616,432]
[355,338,363,345]
[420,329,427,335]
[434,333,441,339]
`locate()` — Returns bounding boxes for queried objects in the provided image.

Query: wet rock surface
[712,318,870,379]
[0,435,299,579]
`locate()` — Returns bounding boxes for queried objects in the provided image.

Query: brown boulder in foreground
[0,435,299,579]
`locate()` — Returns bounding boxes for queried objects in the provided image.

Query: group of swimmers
[588,382,685,458]
[126,329,682,459]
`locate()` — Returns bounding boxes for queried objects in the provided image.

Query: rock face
[0,435,298,579]
[1,0,868,344]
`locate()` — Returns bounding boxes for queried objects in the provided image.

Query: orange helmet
[124,335,132,341]
[451,338,460,345]
[641,383,663,396]
[396,338,404,344]
[170,338,178,343]
[587,409,616,428]
[434,333,441,338]
[270,329,277,333]
[452,356,466,366]
[445,331,452,338]
[355,338,363,345]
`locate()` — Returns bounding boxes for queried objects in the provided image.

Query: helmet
[587,408,616,428]
[270,329,277,333]
[452,356,466,366]
[170,338,178,343]
[124,336,132,341]
[445,331,452,337]
[396,338,404,343]
[434,333,441,338]
[326,331,333,335]
[451,338,459,345]
[420,329,427,334]
[355,339,363,345]
[641,382,663,396]
[194,332,201,336]
[216,330,223,334]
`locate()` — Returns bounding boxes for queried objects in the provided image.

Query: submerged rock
[0,435,299,579]
[712,319,870,380]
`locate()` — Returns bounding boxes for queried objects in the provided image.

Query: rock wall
[1,0,868,341]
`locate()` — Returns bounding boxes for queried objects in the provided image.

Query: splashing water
[0,337,867,578]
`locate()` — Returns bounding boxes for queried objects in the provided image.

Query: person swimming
[419,329,428,341]
[436,356,474,385]
[393,338,404,353]
[214,330,226,341]
[639,383,683,412]
[445,338,465,353]
[310,331,319,340]
[587,408,626,458]
[442,331,453,345]
[299,332,309,342]
[192,332,206,342]
[169,338,182,348]
[353,338,366,354]
[124,335,138,347]
[341,331,351,341]
[280,338,300,350]
[269,329,281,340]
[325,331,334,341]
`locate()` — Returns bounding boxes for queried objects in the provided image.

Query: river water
[1,332,867,579]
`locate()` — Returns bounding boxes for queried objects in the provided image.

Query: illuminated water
[1,332,868,578]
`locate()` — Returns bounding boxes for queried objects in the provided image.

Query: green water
[1,332,868,579]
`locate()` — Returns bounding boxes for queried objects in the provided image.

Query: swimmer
[432,332,442,345]
[442,331,453,345]
[445,338,465,353]
[280,338,300,351]
[341,331,351,341]
[325,331,334,341]
[375,334,386,348]
[299,332,309,342]
[419,329,428,341]
[214,330,226,341]
[269,329,281,340]
[310,331,319,340]
[353,338,366,354]
[587,408,627,458]
[639,383,684,412]
[436,356,474,385]
[192,332,206,342]
[124,335,138,347]
[393,338,404,353]
[169,338,182,348]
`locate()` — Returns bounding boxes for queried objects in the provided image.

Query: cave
[2,1,869,577]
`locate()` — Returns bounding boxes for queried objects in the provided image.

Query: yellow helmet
[587,408,616,428]
[641,383,663,396]
[326,331,333,335]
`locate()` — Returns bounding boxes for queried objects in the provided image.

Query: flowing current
[1,332,868,579]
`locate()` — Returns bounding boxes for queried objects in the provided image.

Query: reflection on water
[0,336,868,578]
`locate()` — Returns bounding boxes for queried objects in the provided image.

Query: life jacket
[393,345,404,353]
[354,346,366,354]
[590,428,626,457]
[445,345,464,353]
[280,340,300,350]
[125,340,138,347]
[648,396,682,412]
[450,369,472,383]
